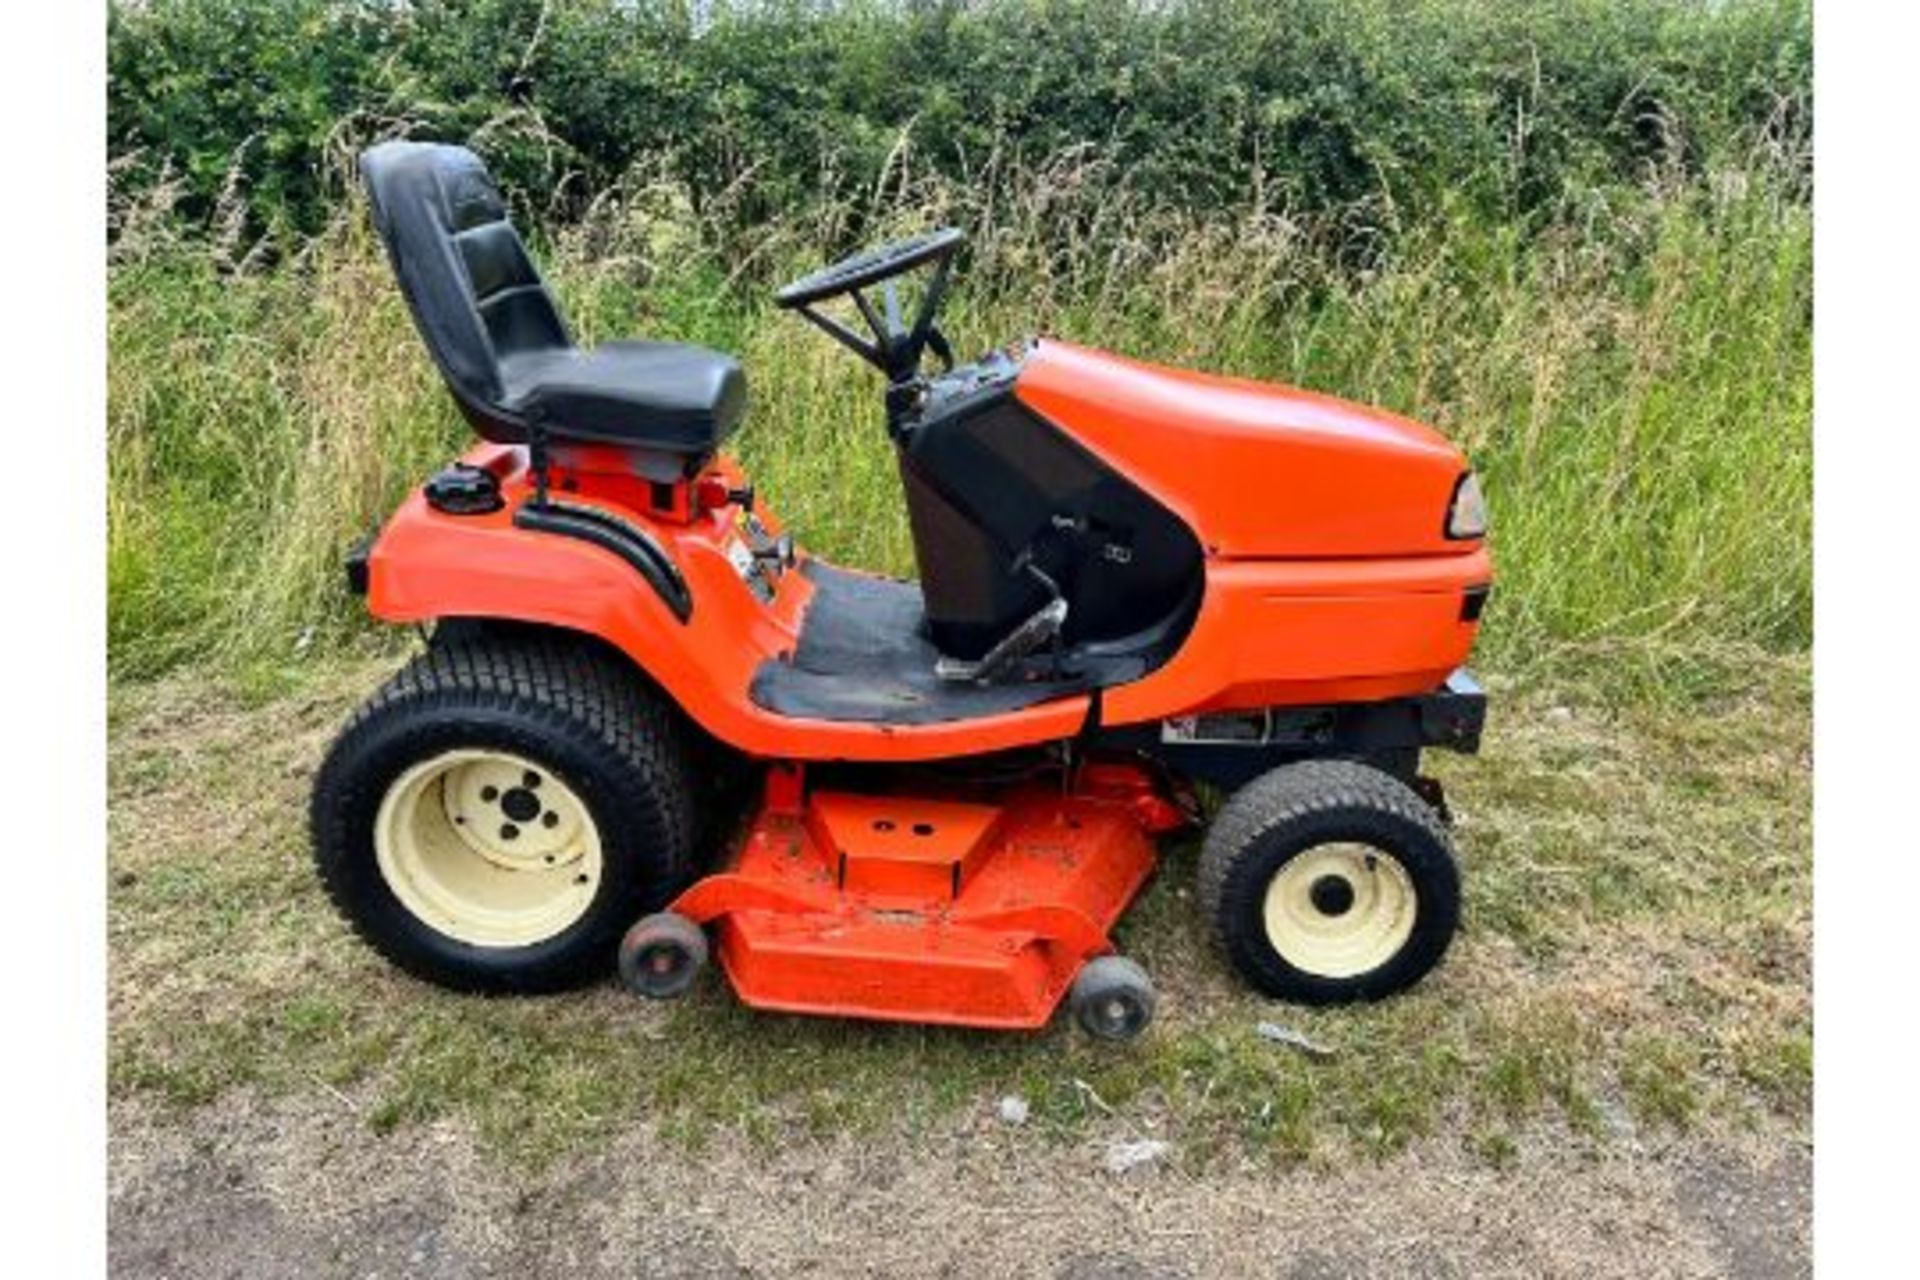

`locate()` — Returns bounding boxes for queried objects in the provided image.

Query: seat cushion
[503,341,747,452]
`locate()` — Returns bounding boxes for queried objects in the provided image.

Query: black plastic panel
[895,353,1203,666]
[1093,669,1490,789]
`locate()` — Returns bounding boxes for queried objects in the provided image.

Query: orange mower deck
[669,766,1183,1029]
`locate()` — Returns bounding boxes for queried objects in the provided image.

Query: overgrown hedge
[109,0,1810,246]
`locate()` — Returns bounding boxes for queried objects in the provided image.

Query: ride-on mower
[312,142,1492,1040]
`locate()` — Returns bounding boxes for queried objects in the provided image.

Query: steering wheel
[774,228,964,383]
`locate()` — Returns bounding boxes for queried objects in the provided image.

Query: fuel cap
[423,463,503,515]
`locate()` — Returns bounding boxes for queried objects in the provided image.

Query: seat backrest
[361,141,571,442]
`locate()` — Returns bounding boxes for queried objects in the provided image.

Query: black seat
[361,141,745,453]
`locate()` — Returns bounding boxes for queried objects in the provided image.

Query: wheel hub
[500,786,542,823]
[1308,874,1356,917]
[440,757,587,871]
[1262,843,1417,979]
[375,749,603,947]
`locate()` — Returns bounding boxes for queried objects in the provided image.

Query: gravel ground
[109,1091,1808,1279]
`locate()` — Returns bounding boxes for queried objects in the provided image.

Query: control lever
[935,598,1069,686]
[695,477,755,513]
[751,530,796,570]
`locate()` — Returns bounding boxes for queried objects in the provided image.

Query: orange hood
[1015,340,1474,559]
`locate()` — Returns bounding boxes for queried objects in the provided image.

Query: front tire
[310,629,695,993]
[1197,760,1459,1005]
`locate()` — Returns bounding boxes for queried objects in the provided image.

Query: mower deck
[670,768,1175,1029]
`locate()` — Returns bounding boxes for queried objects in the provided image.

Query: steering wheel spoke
[850,288,891,345]
[883,280,904,335]
[775,228,964,381]
[926,324,955,371]
[794,303,881,368]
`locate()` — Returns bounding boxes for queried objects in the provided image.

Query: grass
[107,150,1810,693]
[107,648,1810,1170]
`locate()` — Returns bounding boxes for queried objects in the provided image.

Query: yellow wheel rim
[1261,843,1417,979]
[374,749,603,947]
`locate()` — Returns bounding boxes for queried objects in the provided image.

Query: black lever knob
[752,532,795,569]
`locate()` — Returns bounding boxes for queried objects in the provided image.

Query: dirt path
[109,1092,1807,1279]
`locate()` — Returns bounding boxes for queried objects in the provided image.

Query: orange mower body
[314,142,1492,1038]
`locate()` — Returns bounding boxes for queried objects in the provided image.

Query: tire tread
[1197,759,1456,1003]
[309,627,695,992]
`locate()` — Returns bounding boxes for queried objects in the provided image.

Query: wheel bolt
[500,823,519,841]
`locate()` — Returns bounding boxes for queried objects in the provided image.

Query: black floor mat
[748,563,1087,725]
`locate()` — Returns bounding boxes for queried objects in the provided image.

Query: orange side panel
[365,444,1091,762]
[1100,551,1491,725]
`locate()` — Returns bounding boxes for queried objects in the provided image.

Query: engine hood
[1015,339,1474,559]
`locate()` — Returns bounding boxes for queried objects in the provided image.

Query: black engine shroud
[894,344,1204,677]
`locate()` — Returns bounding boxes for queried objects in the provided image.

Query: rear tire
[310,629,695,993]
[1198,760,1459,1005]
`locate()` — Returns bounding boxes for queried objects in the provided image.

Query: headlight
[1446,472,1488,539]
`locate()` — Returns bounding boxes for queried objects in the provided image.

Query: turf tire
[310,628,696,993]
[1197,759,1459,1005]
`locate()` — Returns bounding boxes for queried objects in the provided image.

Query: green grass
[107,150,1810,690]
[107,652,1810,1169]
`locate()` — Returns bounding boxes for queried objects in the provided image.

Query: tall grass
[107,142,1810,689]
